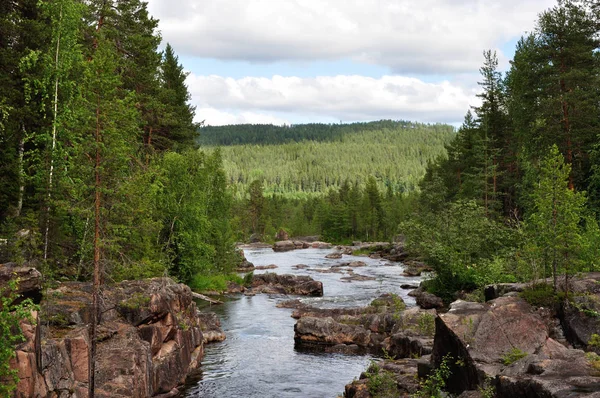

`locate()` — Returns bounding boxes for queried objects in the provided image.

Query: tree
[525,145,586,292]
[154,43,198,152]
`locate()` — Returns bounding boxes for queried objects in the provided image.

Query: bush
[243,271,254,287]
[189,273,243,293]
[501,347,528,365]
[521,283,559,308]
[364,361,398,398]
[412,354,452,398]
[0,280,37,396]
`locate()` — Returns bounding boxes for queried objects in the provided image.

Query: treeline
[233,178,416,243]
[401,0,600,300]
[0,0,237,288]
[199,120,452,146]
[213,123,454,197]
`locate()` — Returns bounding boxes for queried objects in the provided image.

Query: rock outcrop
[251,273,323,296]
[293,294,436,357]
[0,262,42,302]
[433,296,600,396]
[9,277,224,398]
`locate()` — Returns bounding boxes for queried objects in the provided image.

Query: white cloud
[189,74,480,125]
[147,0,555,74]
[197,107,290,126]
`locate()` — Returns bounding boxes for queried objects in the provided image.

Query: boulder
[254,264,278,270]
[558,273,600,352]
[0,262,42,302]
[197,312,226,343]
[272,240,296,252]
[325,252,343,259]
[483,282,527,301]
[345,358,421,398]
[251,273,323,296]
[415,291,444,310]
[402,261,433,277]
[311,241,332,249]
[294,316,371,347]
[433,296,600,396]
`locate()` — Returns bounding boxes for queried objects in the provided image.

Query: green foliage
[523,145,587,288]
[402,199,516,300]
[412,354,452,398]
[243,271,254,287]
[588,334,600,348]
[520,283,559,308]
[417,313,436,337]
[586,352,600,374]
[501,347,528,366]
[157,150,237,284]
[189,273,243,293]
[118,292,151,310]
[364,361,398,398]
[209,121,454,198]
[0,280,37,395]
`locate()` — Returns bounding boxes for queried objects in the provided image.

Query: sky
[145,0,557,127]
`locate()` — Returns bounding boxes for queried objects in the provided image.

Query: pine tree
[155,43,198,151]
[525,145,586,292]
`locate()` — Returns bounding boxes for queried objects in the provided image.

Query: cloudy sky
[146,0,556,126]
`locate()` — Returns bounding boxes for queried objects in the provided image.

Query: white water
[183,247,422,398]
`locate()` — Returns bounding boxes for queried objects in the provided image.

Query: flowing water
[183,247,422,398]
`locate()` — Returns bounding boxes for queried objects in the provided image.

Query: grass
[189,273,244,293]
[501,347,528,366]
[118,292,151,310]
[417,313,436,337]
[586,352,600,375]
[352,248,373,256]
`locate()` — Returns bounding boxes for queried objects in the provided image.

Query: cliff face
[8,275,224,397]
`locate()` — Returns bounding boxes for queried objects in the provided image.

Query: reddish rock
[10,278,224,398]
[433,296,600,396]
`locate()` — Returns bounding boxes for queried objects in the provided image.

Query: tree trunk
[44,6,63,260]
[16,129,25,218]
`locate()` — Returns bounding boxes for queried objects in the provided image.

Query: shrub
[243,271,254,287]
[364,361,398,398]
[417,313,436,337]
[588,333,600,349]
[520,283,558,308]
[412,354,452,398]
[501,347,528,366]
[0,280,37,396]
[189,273,243,293]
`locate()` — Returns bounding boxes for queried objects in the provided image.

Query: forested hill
[198,120,452,146]
[199,121,455,197]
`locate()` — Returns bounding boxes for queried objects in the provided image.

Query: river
[183,247,422,398]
